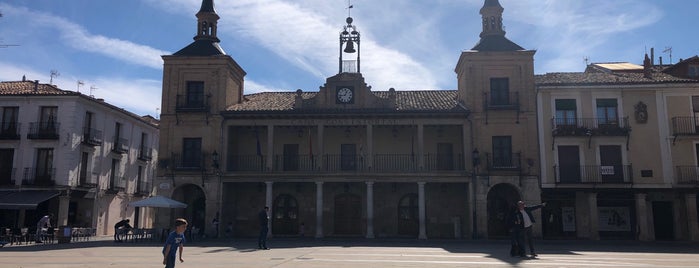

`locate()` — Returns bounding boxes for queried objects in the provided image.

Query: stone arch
[486,183,521,238]
[172,183,206,234]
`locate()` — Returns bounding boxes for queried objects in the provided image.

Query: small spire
[194,0,220,42]
[199,0,215,13]
[479,0,505,38]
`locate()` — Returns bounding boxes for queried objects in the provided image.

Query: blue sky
[1,0,698,117]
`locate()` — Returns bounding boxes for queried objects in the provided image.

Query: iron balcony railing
[484,92,519,110]
[109,176,126,191]
[554,165,633,184]
[137,180,152,195]
[172,153,205,171]
[22,168,56,186]
[551,117,630,136]
[0,122,20,140]
[675,166,699,184]
[228,154,466,173]
[176,94,210,112]
[138,146,153,161]
[485,152,521,171]
[82,127,103,146]
[111,137,129,154]
[78,171,97,188]
[27,122,60,140]
[671,117,699,136]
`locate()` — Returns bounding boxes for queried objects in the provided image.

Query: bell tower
[195,0,220,42]
[339,16,360,74]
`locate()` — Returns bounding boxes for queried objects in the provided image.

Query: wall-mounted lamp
[471,149,480,168]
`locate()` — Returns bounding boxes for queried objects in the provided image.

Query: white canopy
[128,195,187,208]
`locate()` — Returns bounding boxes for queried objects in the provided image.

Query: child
[162,218,187,268]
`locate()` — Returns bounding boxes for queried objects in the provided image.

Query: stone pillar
[365,181,375,238]
[417,124,424,170]
[685,193,699,241]
[265,181,273,237]
[315,181,324,238]
[266,126,274,170]
[467,182,475,239]
[635,193,651,241]
[575,192,598,240]
[418,182,427,239]
[58,195,70,226]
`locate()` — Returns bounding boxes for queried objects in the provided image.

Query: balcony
[176,94,210,113]
[554,165,633,184]
[485,152,521,171]
[112,137,129,154]
[136,180,152,196]
[172,153,204,171]
[484,92,519,110]
[229,153,466,173]
[138,147,153,161]
[22,168,56,186]
[0,168,16,186]
[0,122,21,140]
[551,117,630,137]
[78,173,97,188]
[82,127,103,146]
[27,122,60,140]
[107,176,126,193]
[675,166,699,184]
[671,117,699,136]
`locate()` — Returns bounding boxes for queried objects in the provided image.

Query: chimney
[643,54,652,79]
[34,80,39,91]
[659,56,663,65]
[650,48,655,65]
[22,75,26,82]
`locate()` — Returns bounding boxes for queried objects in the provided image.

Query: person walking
[258,206,269,250]
[35,213,53,243]
[162,218,187,268]
[512,200,546,258]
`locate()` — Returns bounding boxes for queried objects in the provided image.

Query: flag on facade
[255,128,262,157]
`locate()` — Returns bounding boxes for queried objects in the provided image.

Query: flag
[411,134,415,162]
[348,5,353,8]
[255,128,262,157]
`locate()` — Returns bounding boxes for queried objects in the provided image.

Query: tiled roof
[226,90,464,113]
[535,71,698,86]
[0,81,77,95]
[471,35,524,52]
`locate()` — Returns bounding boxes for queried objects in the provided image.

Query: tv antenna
[583,56,590,66]
[50,70,60,84]
[89,86,98,97]
[0,11,19,48]
[77,80,84,93]
[663,47,673,64]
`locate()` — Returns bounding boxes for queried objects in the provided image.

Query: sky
[1,0,698,117]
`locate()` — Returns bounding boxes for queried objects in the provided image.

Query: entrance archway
[172,184,206,234]
[334,193,361,235]
[486,183,521,238]
[272,194,299,235]
[397,193,419,236]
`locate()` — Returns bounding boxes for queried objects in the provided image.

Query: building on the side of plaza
[156,0,541,239]
[536,54,699,241]
[0,79,159,236]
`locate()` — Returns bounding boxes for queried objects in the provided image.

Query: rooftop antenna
[77,80,84,93]
[583,56,590,67]
[156,108,161,119]
[663,47,672,64]
[0,11,18,48]
[50,70,60,84]
[89,85,98,97]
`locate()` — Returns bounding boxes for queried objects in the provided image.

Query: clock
[336,86,354,104]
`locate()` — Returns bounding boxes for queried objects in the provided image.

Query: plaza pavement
[1,236,698,268]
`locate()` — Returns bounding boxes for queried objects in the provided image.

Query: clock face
[336,87,354,103]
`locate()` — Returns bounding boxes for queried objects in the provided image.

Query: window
[79,152,89,186]
[137,165,144,193]
[36,148,54,183]
[283,144,299,171]
[689,65,699,77]
[492,136,513,168]
[1,107,19,136]
[39,106,58,133]
[114,122,122,141]
[436,143,454,170]
[186,81,205,107]
[555,99,577,126]
[596,99,618,126]
[490,78,510,106]
[84,111,93,130]
[0,149,14,185]
[599,145,623,182]
[110,159,120,189]
[182,138,202,168]
[557,146,581,183]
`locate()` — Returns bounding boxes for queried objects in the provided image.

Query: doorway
[652,201,674,240]
[273,194,299,235]
[334,193,361,235]
[487,183,521,238]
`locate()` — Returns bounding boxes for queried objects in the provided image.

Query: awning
[0,190,61,209]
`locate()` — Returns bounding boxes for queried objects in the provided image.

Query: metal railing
[484,92,519,110]
[671,117,699,136]
[27,122,60,140]
[109,176,126,191]
[172,153,205,171]
[82,127,103,146]
[0,122,20,140]
[22,168,56,186]
[112,137,129,154]
[485,152,521,171]
[554,165,633,184]
[675,166,699,184]
[138,147,153,161]
[551,117,630,136]
[176,94,210,112]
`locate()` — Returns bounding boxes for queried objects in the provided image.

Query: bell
[344,41,356,53]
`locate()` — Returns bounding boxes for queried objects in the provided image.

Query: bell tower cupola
[195,0,220,42]
[479,0,505,38]
[339,16,360,74]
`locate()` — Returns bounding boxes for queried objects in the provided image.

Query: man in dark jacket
[512,201,546,258]
[114,219,132,242]
[258,207,269,250]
